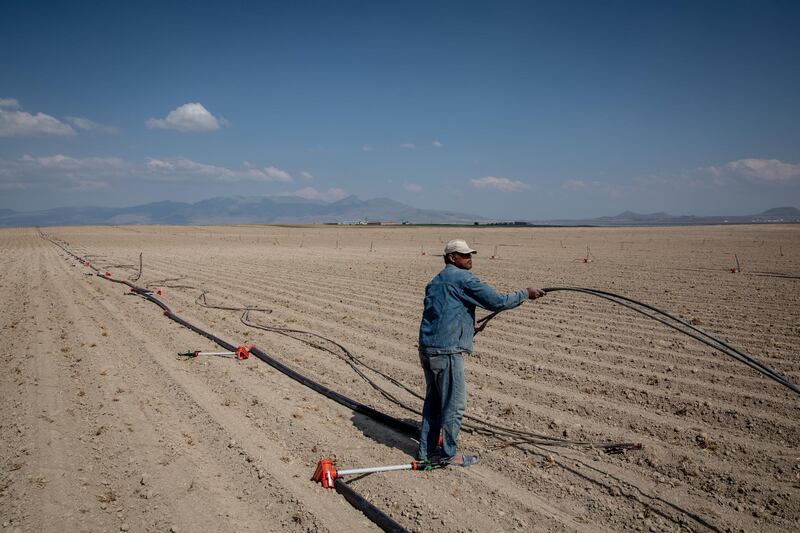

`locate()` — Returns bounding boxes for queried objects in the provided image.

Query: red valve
[235,345,253,360]
[312,458,337,488]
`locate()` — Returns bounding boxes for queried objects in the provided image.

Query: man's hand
[527,288,546,300]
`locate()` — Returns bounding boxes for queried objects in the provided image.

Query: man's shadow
[350,412,420,457]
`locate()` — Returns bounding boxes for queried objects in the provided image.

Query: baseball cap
[444,239,477,255]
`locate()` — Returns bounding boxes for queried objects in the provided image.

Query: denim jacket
[418,264,527,355]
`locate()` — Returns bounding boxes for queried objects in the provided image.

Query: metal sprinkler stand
[178,345,253,360]
[312,457,439,489]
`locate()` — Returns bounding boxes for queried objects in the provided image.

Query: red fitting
[163,310,169,316]
[312,458,337,488]
[156,288,163,295]
[235,345,253,360]
[730,267,737,273]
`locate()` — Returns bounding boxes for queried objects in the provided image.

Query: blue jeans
[418,352,466,461]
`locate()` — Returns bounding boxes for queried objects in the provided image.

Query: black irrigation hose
[196,291,273,314]
[41,232,417,530]
[240,308,640,452]
[130,252,143,282]
[139,288,422,437]
[565,289,792,387]
[334,478,408,533]
[478,287,799,397]
[53,231,766,531]
[42,232,420,431]
[146,278,197,290]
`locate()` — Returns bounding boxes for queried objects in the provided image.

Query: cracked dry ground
[1,224,798,532]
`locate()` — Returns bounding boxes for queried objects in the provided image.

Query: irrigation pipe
[477,287,799,397]
[41,231,419,530]
[54,231,777,531]
[41,237,409,418]
[333,478,408,533]
[240,308,640,452]
[44,230,641,451]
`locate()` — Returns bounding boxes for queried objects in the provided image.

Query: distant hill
[0,195,486,227]
[538,207,800,226]
[760,206,800,217]
[1,198,798,228]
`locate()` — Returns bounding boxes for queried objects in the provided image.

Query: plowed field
[1,224,798,532]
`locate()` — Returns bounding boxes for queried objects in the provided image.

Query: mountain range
[540,206,800,226]
[0,195,487,227]
[0,195,797,227]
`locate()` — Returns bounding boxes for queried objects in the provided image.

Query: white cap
[444,239,477,255]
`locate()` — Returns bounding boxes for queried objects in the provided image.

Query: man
[418,239,545,466]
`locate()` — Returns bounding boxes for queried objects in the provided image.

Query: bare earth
[1,224,798,533]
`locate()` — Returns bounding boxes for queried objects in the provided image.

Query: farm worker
[417,239,545,466]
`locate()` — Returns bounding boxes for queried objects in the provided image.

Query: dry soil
[1,224,798,532]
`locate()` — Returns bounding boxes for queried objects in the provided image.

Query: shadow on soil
[350,412,419,458]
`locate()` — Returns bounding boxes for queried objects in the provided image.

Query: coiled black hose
[478,287,799,397]
[240,308,640,451]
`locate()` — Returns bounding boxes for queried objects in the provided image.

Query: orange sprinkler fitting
[312,458,338,488]
[312,457,438,489]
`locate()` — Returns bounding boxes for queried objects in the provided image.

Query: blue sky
[1,0,799,219]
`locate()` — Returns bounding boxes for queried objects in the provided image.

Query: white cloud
[289,186,348,201]
[361,144,373,152]
[706,158,800,183]
[300,171,314,180]
[0,154,130,190]
[263,165,292,182]
[66,116,119,134]
[146,157,293,183]
[145,102,225,132]
[403,182,422,193]
[146,158,226,178]
[471,176,529,192]
[1,153,304,194]
[0,98,20,109]
[145,158,170,173]
[401,143,415,150]
[0,107,76,137]
[432,139,443,148]
[20,154,128,172]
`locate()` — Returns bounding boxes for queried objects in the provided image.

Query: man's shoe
[447,452,480,468]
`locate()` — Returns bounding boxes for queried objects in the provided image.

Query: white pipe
[338,464,413,476]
